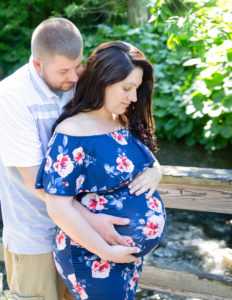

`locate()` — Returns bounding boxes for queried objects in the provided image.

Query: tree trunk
[128,0,149,26]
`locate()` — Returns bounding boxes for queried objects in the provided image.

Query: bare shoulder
[55,115,86,136]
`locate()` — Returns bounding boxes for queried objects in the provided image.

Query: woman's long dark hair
[53,41,157,152]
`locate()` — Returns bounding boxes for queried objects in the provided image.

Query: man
[0,18,162,300]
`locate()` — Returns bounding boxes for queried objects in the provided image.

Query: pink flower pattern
[56,229,66,251]
[44,156,52,172]
[81,193,108,210]
[128,269,140,291]
[73,147,85,165]
[111,132,128,145]
[147,196,162,213]
[116,155,134,173]
[91,260,111,278]
[76,175,85,190]
[53,154,74,178]
[143,215,165,239]
[68,274,88,299]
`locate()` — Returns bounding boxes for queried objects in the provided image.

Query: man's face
[38,53,83,91]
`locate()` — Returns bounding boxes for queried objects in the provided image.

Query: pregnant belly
[78,187,166,257]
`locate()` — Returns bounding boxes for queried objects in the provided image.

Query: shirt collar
[28,55,62,100]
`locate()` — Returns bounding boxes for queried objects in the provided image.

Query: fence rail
[138,165,232,299]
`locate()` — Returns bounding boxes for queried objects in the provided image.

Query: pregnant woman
[36,41,166,300]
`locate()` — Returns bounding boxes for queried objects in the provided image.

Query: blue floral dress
[36,128,166,300]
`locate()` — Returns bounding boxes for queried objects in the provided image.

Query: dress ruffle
[35,128,155,196]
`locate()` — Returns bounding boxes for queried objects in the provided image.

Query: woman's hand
[128,160,162,199]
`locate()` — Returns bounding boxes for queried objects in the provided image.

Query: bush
[155,6,232,151]
[1,0,231,151]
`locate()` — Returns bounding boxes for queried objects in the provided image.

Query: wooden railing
[0,166,232,299]
[139,166,232,300]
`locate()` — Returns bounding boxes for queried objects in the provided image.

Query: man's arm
[18,165,46,201]
[17,166,131,246]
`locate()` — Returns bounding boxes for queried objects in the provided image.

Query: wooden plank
[139,264,232,300]
[159,166,232,214]
[161,166,232,188]
[159,182,232,214]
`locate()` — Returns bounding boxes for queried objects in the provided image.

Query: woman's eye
[123,88,130,92]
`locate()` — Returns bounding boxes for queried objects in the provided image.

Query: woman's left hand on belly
[128,161,162,199]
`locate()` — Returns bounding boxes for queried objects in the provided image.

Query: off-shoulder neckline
[54,127,128,139]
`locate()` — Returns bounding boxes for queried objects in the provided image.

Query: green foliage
[1,0,231,151]
[0,0,72,77]
[81,4,232,151]
[152,4,232,151]
[52,0,128,30]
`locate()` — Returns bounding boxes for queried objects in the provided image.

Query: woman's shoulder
[55,115,87,137]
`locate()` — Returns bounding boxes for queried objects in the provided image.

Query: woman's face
[103,67,143,116]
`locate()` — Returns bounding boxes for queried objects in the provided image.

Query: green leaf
[192,92,205,111]
[174,121,193,138]
[221,95,232,109]
[220,125,232,138]
[186,136,196,146]
[154,109,167,118]
[164,119,178,131]
[154,97,171,108]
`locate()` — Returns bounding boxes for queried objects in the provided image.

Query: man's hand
[72,200,131,246]
[101,245,140,263]
[128,160,162,199]
[88,213,131,246]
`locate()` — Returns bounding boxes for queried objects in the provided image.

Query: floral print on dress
[116,154,134,173]
[147,196,163,213]
[76,175,85,191]
[53,153,74,178]
[81,193,108,211]
[128,269,140,291]
[91,260,111,278]
[143,214,165,239]
[56,229,66,251]
[73,147,85,165]
[111,132,128,145]
[68,274,88,300]
[45,155,52,172]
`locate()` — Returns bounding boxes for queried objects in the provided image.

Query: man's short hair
[31,18,83,61]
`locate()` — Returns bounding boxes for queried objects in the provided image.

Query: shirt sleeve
[36,135,86,197]
[0,92,43,167]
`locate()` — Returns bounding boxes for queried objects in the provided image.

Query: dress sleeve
[35,134,86,196]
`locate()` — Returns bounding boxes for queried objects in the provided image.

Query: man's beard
[42,72,74,92]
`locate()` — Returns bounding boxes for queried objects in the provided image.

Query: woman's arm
[46,193,140,263]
